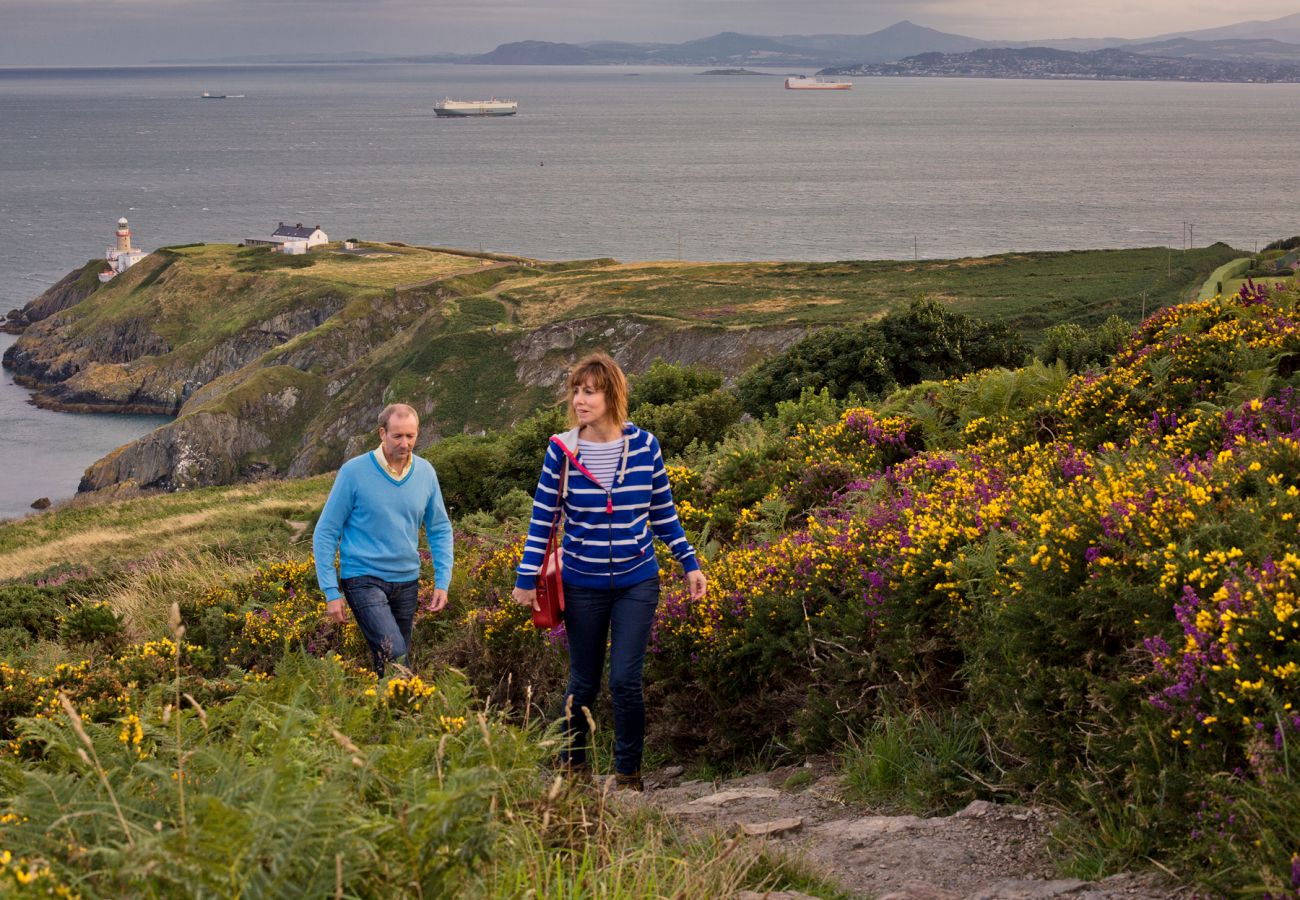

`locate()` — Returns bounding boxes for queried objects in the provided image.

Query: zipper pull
[606,493,613,514]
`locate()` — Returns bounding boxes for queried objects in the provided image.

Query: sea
[1,63,1298,520]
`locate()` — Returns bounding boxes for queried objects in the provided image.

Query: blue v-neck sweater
[313,453,454,601]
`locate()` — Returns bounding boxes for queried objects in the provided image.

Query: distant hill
[776,21,995,64]
[1127,37,1300,63]
[469,40,601,65]
[825,45,1300,82]
[1140,11,1300,45]
[155,14,1300,68]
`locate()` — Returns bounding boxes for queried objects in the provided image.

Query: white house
[99,217,149,283]
[245,222,329,251]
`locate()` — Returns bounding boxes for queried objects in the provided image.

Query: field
[495,246,1242,340]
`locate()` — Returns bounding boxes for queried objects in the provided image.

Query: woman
[513,352,707,790]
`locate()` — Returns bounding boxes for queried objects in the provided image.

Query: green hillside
[2,242,1241,496]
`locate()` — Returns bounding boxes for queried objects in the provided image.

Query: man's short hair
[378,403,419,430]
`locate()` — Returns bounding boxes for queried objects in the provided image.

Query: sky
[1,1,1297,66]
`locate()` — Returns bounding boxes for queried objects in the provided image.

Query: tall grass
[838,709,993,815]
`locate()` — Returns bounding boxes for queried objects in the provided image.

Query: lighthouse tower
[100,215,149,283]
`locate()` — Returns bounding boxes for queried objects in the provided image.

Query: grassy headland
[2,241,1243,497]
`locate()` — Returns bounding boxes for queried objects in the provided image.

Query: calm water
[1,64,1298,516]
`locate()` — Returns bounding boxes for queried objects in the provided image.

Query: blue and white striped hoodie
[514,423,700,590]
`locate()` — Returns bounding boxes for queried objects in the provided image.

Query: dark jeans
[560,576,660,776]
[340,575,419,676]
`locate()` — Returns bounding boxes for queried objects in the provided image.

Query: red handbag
[532,450,570,630]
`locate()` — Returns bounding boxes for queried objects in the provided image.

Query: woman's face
[571,379,609,427]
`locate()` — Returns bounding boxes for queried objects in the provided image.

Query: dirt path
[634,763,1190,900]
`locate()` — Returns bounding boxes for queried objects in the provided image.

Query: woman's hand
[512,587,540,611]
[686,569,707,601]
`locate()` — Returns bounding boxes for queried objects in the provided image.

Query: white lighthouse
[100,216,149,283]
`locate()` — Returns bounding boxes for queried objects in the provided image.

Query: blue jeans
[340,575,419,676]
[561,576,660,776]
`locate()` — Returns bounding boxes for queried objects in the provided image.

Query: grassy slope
[18,242,1247,489]
[495,245,1242,341]
[0,477,329,582]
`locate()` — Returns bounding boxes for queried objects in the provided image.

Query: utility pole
[914,235,918,260]
[1182,221,1187,251]
[1188,223,1195,249]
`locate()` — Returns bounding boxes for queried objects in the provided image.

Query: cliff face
[2,260,104,334]
[7,242,1245,497]
[10,243,809,495]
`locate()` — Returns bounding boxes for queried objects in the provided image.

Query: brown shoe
[614,771,644,792]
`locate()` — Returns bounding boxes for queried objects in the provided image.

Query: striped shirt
[576,437,623,489]
[514,423,700,590]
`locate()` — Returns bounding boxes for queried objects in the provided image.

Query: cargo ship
[784,76,851,90]
[434,98,518,117]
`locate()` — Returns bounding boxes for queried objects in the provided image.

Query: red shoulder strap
[550,435,602,487]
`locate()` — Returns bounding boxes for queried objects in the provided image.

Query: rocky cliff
[2,260,103,334]
[10,242,1236,496]
[6,243,810,494]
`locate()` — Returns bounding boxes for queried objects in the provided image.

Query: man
[313,403,453,675]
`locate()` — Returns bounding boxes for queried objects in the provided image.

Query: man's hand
[512,587,540,611]
[427,588,449,613]
[326,598,348,624]
[686,569,707,601]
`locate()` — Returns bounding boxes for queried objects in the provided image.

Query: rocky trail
[626,762,1191,900]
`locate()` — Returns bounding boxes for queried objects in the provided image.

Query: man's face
[379,414,419,465]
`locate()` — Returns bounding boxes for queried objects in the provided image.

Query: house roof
[271,222,324,239]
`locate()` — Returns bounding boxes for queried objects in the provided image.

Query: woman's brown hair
[566,352,629,429]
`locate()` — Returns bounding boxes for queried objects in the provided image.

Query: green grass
[0,477,329,583]
[838,709,993,815]
[496,246,1242,341]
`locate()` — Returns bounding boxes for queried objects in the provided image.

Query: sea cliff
[2,241,1241,495]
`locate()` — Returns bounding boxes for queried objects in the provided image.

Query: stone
[30,497,50,510]
[965,879,1089,899]
[660,765,685,778]
[876,883,961,900]
[688,787,781,806]
[734,891,822,900]
[809,814,934,843]
[737,817,804,837]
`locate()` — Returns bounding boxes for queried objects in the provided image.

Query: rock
[29,497,50,510]
[688,788,782,806]
[965,879,1089,899]
[809,814,934,842]
[954,800,996,819]
[876,883,961,900]
[735,891,822,900]
[738,817,804,837]
[660,765,685,778]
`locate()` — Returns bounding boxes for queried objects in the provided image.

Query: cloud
[1,0,1297,65]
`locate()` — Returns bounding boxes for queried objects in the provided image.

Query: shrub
[629,359,723,410]
[1040,315,1132,372]
[59,601,125,647]
[632,389,742,458]
[735,298,1028,416]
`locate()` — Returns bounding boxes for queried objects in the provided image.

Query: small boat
[434,97,518,117]
[784,76,852,90]
[201,92,245,99]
